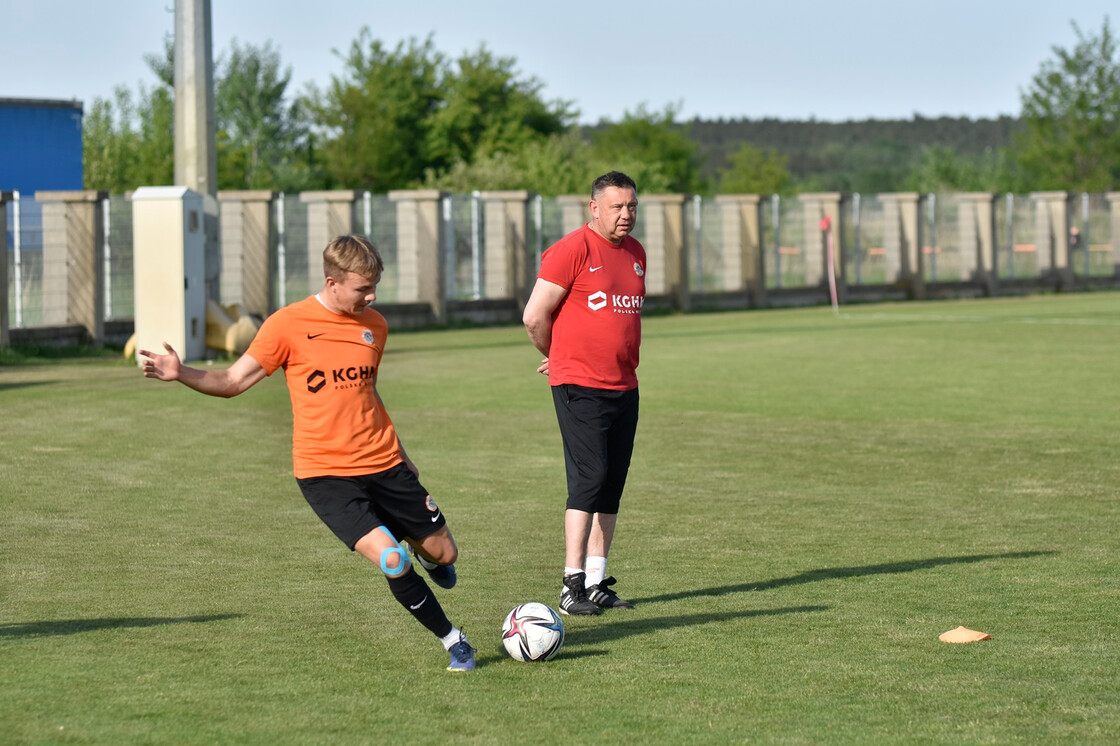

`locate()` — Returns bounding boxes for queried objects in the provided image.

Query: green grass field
[2,292,1119,744]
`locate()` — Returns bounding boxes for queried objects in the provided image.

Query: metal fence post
[12,191,22,328]
[442,195,455,301]
[852,193,862,285]
[470,190,482,300]
[1005,193,1015,278]
[772,194,782,289]
[693,194,703,293]
[276,193,286,308]
[533,193,543,271]
[102,195,112,322]
[1081,192,1090,277]
[927,194,938,282]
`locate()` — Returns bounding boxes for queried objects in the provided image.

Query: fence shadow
[0,614,242,639]
[629,551,1057,605]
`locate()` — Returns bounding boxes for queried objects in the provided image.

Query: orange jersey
[246,295,403,478]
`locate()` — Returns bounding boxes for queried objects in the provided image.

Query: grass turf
[2,291,1118,743]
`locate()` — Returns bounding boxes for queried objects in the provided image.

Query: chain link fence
[6,191,1118,331]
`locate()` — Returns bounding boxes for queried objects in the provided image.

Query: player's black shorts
[296,462,447,550]
[551,383,639,514]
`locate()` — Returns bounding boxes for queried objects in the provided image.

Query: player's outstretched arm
[139,342,267,398]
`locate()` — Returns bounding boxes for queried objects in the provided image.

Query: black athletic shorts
[296,462,447,550]
[551,383,639,514]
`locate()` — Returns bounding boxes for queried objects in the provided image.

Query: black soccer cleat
[587,576,634,609]
[560,571,603,616]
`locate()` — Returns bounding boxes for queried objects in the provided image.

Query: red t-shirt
[538,223,646,390]
[246,295,404,479]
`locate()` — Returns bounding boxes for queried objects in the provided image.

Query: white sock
[440,626,463,650]
[562,567,583,594]
[584,556,607,589]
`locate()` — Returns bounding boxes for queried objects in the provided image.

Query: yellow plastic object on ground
[205,299,260,355]
[124,300,260,360]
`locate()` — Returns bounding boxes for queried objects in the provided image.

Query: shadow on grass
[565,605,828,648]
[630,551,1057,605]
[0,381,57,392]
[0,614,242,639]
[477,605,827,666]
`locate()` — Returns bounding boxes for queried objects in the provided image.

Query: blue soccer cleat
[446,633,476,672]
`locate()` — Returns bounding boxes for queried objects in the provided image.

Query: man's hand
[138,342,182,382]
[536,357,549,376]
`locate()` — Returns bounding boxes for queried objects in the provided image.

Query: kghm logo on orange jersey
[306,366,376,393]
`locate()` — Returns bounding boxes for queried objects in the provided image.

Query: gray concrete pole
[174,0,217,197]
[174,0,221,301]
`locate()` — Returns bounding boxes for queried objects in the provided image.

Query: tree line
[84,19,1118,198]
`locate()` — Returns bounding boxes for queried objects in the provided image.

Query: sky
[2,0,1115,124]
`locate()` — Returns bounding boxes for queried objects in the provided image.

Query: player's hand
[536,357,549,376]
[138,342,182,382]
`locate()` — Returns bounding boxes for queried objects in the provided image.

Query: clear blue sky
[2,0,1114,123]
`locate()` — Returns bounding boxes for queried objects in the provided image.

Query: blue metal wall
[0,99,84,194]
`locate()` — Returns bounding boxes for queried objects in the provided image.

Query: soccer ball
[501,602,565,662]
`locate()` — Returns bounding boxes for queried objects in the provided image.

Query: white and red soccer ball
[501,602,565,662]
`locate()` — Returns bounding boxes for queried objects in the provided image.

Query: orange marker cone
[939,626,992,643]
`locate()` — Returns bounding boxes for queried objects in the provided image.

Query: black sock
[386,569,453,639]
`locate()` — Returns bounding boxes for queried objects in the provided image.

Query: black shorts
[296,462,447,550]
[551,384,639,514]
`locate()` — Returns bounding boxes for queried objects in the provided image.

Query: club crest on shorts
[633,262,644,277]
[425,495,439,513]
[362,330,374,344]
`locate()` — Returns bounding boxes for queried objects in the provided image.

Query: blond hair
[323,235,384,280]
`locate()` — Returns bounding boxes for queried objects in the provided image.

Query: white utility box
[132,186,207,362]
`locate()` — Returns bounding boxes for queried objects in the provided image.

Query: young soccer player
[139,234,475,671]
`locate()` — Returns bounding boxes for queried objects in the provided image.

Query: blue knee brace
[377,526,410,577]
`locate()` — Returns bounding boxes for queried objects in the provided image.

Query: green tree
[1012,17,1120,190]
[308,32,444,191]
[82,81,173,192]
[215,39,320,190]
[423,131,597,195]
[716,142,790,194]
[902,145,1017,193]
[590,104,701,193]
[143,38,174,88]
[425,45,574,169]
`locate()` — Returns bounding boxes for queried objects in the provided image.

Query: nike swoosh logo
[410,596,428,610]
[307,333,326,339]
[430,511,442,523]
[589,266,603,272]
